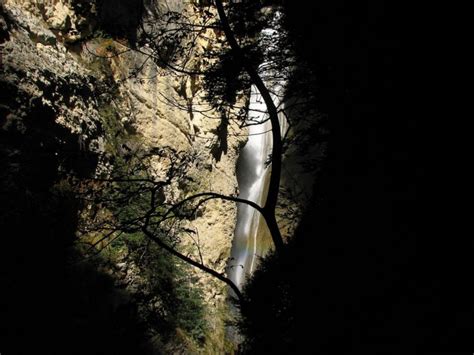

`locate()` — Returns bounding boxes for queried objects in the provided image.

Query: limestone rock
[1,0,246,348]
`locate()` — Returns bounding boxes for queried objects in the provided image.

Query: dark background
[240,0,468,353]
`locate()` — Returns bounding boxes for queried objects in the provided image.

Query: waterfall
[228,15,288,290]
[228,87,272,289]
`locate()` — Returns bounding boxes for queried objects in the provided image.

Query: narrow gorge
[229,17,289,289]
[1,0,432,352]
[1,0,324,353]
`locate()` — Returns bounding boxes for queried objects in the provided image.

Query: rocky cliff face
[1,0,245,351]
[1,1,322,352]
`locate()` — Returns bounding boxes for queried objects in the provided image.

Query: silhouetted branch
[215,0,284,250]
[142,226,244,303]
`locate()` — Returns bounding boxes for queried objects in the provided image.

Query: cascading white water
[228,16,288,290]
[228,88,272,289]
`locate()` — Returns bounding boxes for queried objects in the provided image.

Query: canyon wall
[1,0,245,352]
[1,0,320,351]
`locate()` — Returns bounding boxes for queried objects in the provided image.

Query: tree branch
[164,191,265,219]
[141,227,244,304]
[215,0,284,250]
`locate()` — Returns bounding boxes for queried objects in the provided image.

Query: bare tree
[78,0,293,305]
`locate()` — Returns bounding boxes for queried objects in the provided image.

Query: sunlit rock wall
[1,0,246,349]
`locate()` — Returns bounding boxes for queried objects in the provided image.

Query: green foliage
[99,103,123,154]
[80,129,208,346]
[83,38,115,79]
[172,266,208,342]
[203,50,251,108]
[118,231,208,344]
[95,82,138,161]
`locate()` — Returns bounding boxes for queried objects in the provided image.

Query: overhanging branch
[142,227,244,304]
[215,0,284,250]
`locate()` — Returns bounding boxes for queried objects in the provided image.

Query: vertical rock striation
[1,0,246,351]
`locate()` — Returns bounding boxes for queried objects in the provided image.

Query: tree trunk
[215,0,284,250]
